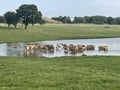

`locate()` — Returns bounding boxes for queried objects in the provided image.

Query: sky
[0,0,120,18]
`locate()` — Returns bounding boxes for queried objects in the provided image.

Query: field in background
[0,23,120,90]
[0,23,120,43]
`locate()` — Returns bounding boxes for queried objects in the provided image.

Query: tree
[34,11,42,23]
[16,4,42,29]
[4,12,19,27]
[73,17,85,23]
[84,16,92,23]
[91,15,107,24]
[107,17,116,24]
[62,16,71,23]
[52,16,72,23]
[0,16,5,23]
[116,17,120,24]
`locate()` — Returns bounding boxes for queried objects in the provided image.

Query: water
[0,38,120,57]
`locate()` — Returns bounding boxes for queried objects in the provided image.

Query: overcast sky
[0,0,120,18]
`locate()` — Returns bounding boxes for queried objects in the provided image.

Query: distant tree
[62,16,71,23]
[52,16,72,23]
[16,4,43,29]
[52,17,59,21]
[73,17,77,23]
[53,16,63,22]
[116,17,120,24]
[107,17,116,24]
[73,17,85,23]
[91,15,107,24]
[0,16,5,23]
[84,16,92,23]
[53,15,120,25]
[4,11,19,27]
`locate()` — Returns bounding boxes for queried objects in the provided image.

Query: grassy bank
[0,24,120,90]
[0,24,120,43]
[0,56,120,90]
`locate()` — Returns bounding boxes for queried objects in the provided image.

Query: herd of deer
[24,43,108,56]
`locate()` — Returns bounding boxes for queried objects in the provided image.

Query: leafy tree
[52,16,63,22]
[73,17,85,23]
[107,17,116,24]
[16,4,42,29]
[0,16,5,23]
[91,16,107,24]
[4,11,19,27]
[84,16,92,23]
[116,17,120,24]
[34,11,42,23]
[62,16,71,23]
[52,16,72,23]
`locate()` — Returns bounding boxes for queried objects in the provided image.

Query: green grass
[0,23,120,90]
[0,56,120,90]
[0,23,120,43]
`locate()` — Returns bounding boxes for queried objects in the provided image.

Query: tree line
[1,4,120,28]
[0,4,44,29]
[52,16,120,24]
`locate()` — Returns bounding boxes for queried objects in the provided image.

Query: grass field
[0,23,120,43]
[0,56,120,90]
[0,23,120,90]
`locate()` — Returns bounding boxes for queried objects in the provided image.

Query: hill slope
[43,17,62,24]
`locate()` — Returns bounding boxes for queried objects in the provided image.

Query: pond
[0,38,120,57]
